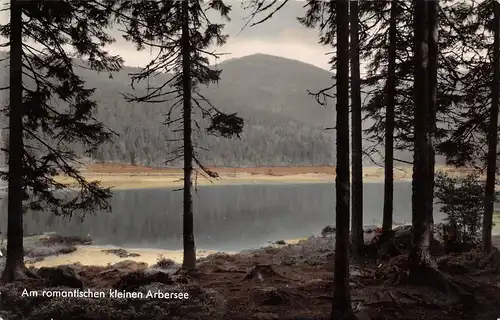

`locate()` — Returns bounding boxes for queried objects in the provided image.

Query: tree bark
[482,0,500,253]
[409,0,433,278]
[408,1,458,295]
[383,0,397,238]
[181,0,196,270]
[332,0,353,318]
[427,0,438,237]
[409,4,474,304]
[350,0,364,259]
[2,0,26,283]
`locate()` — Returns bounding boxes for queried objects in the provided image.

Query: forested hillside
[0,52,435,167]
[75,53,338,167]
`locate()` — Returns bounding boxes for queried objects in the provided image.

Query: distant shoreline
[53,163,484,189]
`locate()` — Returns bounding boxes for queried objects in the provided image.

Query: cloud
[0,1,332,70]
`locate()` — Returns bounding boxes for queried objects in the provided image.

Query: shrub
[434,172,496,247]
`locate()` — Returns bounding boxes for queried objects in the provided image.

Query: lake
[0,181,482,252]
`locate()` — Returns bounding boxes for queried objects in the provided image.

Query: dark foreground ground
[0,233,499,320]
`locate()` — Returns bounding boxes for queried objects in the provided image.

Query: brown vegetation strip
[83,163,338,176]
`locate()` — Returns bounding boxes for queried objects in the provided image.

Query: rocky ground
[0,231,499,319]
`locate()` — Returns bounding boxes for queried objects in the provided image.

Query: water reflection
[0,182,447,251]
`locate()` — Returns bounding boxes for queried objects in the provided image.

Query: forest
[0,52,340,166]
[0,0,500,320]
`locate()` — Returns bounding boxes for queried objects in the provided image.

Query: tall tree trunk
[482,0,500,253]
[383,0,397,237]
[409,0,434,278]
[427,0,438,241]
[332,0,353,318]
[350,0,363,259]
[408,1,458,295]
[2,0,26,282]
[410,4,472,302]
[181,0,196,270]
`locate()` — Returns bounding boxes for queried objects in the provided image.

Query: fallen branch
[389,291,408,316]
[395,290,441,308]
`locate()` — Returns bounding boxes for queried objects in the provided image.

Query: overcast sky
[0,1,332,70]
[109,1,331,69]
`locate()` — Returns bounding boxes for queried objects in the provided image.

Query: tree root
[210,266,246,274]
[395,290,441,308]
[388,291,408,316]
[1,264,39,283]
[242,264,288,282]
[409,264,475,308]
[172,267,200,284]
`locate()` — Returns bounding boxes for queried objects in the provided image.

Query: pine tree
[427,0,438,234]
[332,0,353,316]
[407,0,471,300]
[0,0,123,282]
[483,0,500,253]
[116,0,243,270]
[383,0,397,237]
[361,2,416,159]
[409,0,435,284]
[3,0,24,282]
[435,0,500,251]
[358,1,416,240]
[350,0,364,259]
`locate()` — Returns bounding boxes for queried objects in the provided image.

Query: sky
[0,1,333,70]
[107,1,332,70]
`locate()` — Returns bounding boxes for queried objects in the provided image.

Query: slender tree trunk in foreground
[350,0,364,259]
[410,0,434,280]
[427,0,438,240]
[408,1,470,302]
[332,0,353,318]
[181,0,196,270]
[383,0,397,238]
[2,0,26,283]
[482,1,500,253]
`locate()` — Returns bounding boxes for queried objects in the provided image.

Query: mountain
[74,53,337,167]
[210,54,336,126]
[0,52,446,168]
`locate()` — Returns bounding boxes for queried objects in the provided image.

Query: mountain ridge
[0,51,437,167]
[74,53,338,166]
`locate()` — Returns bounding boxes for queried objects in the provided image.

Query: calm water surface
[0,182,487,251]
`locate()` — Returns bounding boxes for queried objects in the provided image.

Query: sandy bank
[54,164,485,189]
[25,233,500,269]
[55,172,337,189]
[26,246,228,268]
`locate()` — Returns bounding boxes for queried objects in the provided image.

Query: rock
[243,265,287,282]
[254,287,291,306]
[115,269,173,291]
[39,234,92,246]
[153,257,176,269]
[363,225,379,233]
[355,309,374,320]
[25,256,45,264]
[254,312,280,320]
[37,265,83,289]
[90,260,148,288]
[321,225,336,237]
[102,248,140,258]
[274,240,286,245]
[103,260,148,273]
